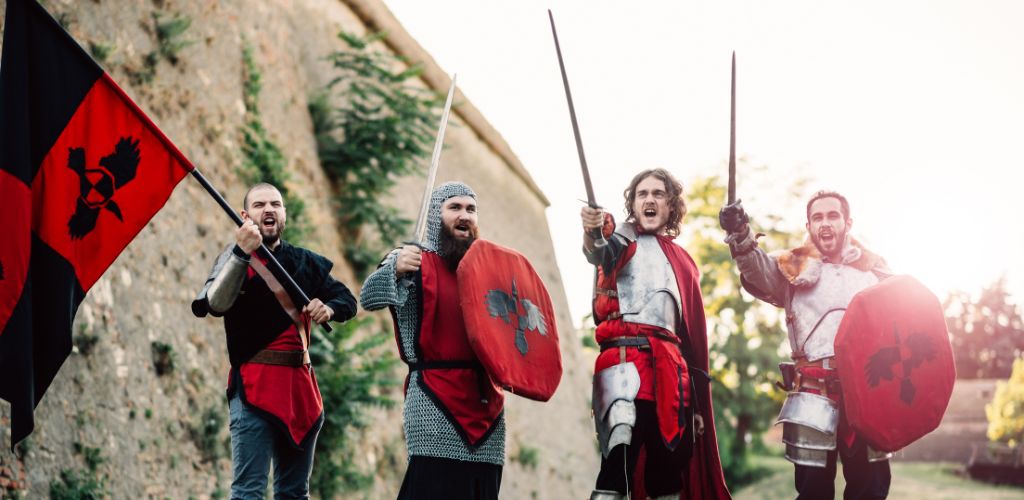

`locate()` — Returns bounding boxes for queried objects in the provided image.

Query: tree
[986,358,1024,447]
[682,171,806,485]
[944,276,1024,379]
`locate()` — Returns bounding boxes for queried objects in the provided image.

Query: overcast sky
[385,0,1024,326]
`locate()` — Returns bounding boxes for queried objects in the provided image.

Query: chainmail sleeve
[359,249,409,311]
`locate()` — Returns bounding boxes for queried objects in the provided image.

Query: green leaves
[684,173,805,487]
[986,358,1024,447]
[238,44,309,243]
[308,317,400,497]
[311,31,442,278]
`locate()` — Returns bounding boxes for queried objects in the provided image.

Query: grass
[733,455,1024,500]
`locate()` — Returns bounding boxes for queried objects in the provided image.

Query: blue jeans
[228,395,319,500]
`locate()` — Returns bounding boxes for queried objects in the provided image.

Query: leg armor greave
[593,362,641,458]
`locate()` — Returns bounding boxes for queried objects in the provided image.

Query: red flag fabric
[0,0,193,448]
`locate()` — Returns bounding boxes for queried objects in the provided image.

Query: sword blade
[728,51,737,205]
[412,74,458,243]
[548,10,597,208]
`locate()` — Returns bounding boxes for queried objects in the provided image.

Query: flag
[0,0,193,447]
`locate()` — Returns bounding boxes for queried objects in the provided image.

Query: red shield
[835,275,955,451]
[457,240,562,401]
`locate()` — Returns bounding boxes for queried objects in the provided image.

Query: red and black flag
[0,0,193,447]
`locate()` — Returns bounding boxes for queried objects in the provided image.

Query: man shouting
[582,168,730,500]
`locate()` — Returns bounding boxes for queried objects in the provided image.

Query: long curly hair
[623,168,687,237]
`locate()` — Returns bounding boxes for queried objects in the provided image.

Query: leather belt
[600,336,652,364]
[599,336,651,351]
[407,360,482,371]
[248,349,310,367]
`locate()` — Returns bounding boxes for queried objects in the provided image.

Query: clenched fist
[395,245,422,277]
[236,218,262,255]
[719,199,749,234]
[580,206,604,233]
[303,298,334,324]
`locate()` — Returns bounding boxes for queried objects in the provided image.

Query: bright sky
[385,0,1024,326]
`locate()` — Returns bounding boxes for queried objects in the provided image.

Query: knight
[361,181,561,499]
[581,168,730,500]
[720,190,895,499]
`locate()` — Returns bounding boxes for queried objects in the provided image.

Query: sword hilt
[585,201,607,249]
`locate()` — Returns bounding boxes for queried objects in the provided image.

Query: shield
[457,240,562,401]
[834,275,955,451]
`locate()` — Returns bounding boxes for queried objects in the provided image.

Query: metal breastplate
[789,263,878,361]
[615,235,682,332]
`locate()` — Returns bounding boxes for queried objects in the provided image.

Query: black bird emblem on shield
[864,323,938,404]
[66,136,141,239]
[484,278,548,356]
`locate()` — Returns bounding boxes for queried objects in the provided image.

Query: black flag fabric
[0,0,193,447]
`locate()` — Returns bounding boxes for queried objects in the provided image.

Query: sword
[548,10,605,245]
[410,74,458,245]
[728,51,737,205]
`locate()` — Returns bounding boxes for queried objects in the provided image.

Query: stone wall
[0,0,595,497]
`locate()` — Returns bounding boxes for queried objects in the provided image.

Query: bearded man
[720,191,893,499]
[581,168,730,500]
[361,182,505,500]
[192,182,357,499]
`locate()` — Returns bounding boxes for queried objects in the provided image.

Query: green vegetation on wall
[238,44,309,242]
[309,30,442,278]
[49,445,107,499]
[308,316,400,497]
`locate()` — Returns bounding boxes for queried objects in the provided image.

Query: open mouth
[643,207,657,218]
[454,222,471,236]
[818,230,835,244]
[262,215,276,230]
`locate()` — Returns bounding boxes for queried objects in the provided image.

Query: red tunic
[230,260,322,449]
[392,251,504,446]
[593,234,732,500]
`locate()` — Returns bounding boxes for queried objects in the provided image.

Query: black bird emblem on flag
[864,323,938,404]
[67,136,141,239]
[485,278,548,356]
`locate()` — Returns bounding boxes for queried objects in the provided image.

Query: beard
[810,227,846,260]
[439,224,478,271]
[260,220,285,247]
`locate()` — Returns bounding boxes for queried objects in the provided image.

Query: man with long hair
[582,169,730,500]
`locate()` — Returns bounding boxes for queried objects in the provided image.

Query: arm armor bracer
[207,251,249,313]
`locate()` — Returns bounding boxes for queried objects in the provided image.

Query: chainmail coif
[423,181,476,254]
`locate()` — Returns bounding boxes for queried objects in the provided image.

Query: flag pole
[189,169,333,332]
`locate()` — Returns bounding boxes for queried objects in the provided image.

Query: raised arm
[581,206,626,275]
[720,201,790,307]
